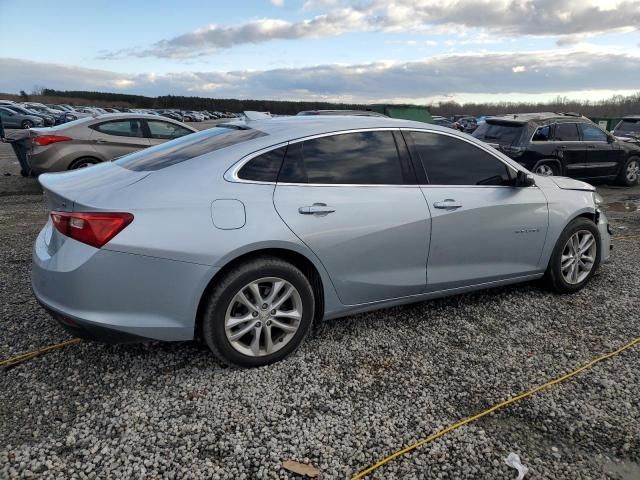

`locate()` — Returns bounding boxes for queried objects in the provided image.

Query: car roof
[485,112,588,124]
[224,115,445,139]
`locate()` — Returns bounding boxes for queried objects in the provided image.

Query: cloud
[271,0,285,6]
[2,50,640,103]
[100,0,640,59]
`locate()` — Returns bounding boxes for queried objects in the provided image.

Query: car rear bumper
[32,223,216,343]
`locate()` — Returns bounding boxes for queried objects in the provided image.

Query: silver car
[28,113,197,173]
[32,116,611,367]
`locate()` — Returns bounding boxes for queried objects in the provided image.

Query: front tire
[545,217,601,293]
[617,156,639,186]
[201,257,315,367]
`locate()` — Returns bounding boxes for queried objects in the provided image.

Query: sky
[1,0,639,105]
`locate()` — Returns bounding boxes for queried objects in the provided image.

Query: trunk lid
[39,161,150,212]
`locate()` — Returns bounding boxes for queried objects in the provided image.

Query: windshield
[116,125,268,171]
[614,120,640,134]
[472,121,524,146]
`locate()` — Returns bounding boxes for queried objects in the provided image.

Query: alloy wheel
[626,160,639,183]
[560,230,596,285]
[224,277,303,357]
[534,164,554,176]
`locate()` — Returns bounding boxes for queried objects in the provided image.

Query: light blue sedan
[32,115,610,367]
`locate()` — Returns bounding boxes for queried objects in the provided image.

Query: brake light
[33,135,72,146]
[51,212,133,248]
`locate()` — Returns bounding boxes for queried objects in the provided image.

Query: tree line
[9,88,640,118]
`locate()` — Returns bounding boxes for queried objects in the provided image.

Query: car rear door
[552,122,587,177]
[404,130,548,291]
[273,129,430,306]
[579,123,621,177]
[89,119,150,160]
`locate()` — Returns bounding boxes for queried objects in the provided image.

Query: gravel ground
[0,138,639,479]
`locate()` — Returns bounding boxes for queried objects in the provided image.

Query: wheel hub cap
[224,277,303,357]
[560,230,596,285]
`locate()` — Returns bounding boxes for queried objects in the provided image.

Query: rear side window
[116,126,267,171]
[408,131,511,186]
[279,131,404,184]
[532,125,551,142]
[554,123,580,141]
[146,120,193,140]
[472,121,524,146]
[580,124,608,142]
[93,120,144,138]
[238,146,287,182]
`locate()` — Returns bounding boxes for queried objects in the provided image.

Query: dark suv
[472,112,640,186]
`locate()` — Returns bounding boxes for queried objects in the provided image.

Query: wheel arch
[194,246,329,339]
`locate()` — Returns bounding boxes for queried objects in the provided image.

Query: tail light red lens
[51,212,134,248]
[33,135,72,146]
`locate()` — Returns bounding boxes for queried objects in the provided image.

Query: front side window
[554,123,580,141]
[532,125,551,142]
[279,131,404,184]
[238,146,287,182]
[408,131,512,186]
[580,124,608,142]
[93,120,144,138]
[146,120,193,140]
[116,125,267,171]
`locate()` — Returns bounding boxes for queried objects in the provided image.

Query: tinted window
[580,124,608,142]
[554,123,580,141]
[615,119,640,133]
[472,121,524,146]
[116,126,267,171]
[532,125,551,142]
[408,132,511,186]
[238,146,287,182]
[279,131,404,184]
[147,120,193,140]
[94,120,144,138]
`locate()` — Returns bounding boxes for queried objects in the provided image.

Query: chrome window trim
[225,127,525,189]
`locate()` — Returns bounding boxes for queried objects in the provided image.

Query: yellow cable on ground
[351,336,640,480]
[0,338,81,368]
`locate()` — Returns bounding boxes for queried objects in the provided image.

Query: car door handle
[433,200,463,209]
[298,203,336,215]
[95,138,107,144]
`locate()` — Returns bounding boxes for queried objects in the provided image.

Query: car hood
[550,176,595,192]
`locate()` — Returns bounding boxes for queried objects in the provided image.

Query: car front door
[89,119,150,160]
[579,123,621,177]
[0,108,19,128]
[404,130,549,291]
[273,130,430,306]
[552,122,587,177]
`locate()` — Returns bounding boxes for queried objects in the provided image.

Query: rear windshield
[472,121,525,146]
[614,119,640,133]
[115,125,267,171]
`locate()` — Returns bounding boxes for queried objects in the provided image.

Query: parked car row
[0,99,239,128]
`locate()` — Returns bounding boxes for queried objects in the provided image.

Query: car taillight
[50,211,133,248]
[33,135,72,146]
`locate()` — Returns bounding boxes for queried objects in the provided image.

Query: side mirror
[515,170,535,187]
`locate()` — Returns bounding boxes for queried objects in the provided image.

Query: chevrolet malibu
[32,116,611,367]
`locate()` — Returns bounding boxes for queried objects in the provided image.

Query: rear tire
[533,162,559,176]
[545,217,601,293]
[201,257,315,368]
[616,156,639,186]
[21,120,34,129]
[69,157,99,169]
